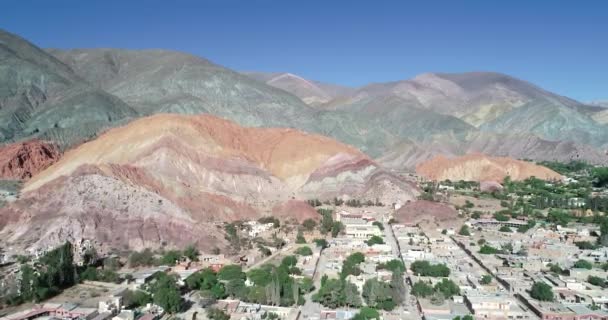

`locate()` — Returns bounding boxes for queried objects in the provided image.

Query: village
[3,163,608,320]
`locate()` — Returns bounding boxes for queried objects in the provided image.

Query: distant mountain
[48,49,321,132]
[416,153,562,182]
[3,29,606,173]
[0,29,137,148]
[1,114,417,251]
[244,72,355,106]
[590,100,608,107]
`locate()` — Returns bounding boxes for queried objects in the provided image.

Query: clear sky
[2,0,607,101]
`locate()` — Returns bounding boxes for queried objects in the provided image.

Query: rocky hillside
[416,153,563,182]
[48,49,321,132]
[1,114,417,251]
[0,140,60,180]
[245,72,354,106]
[0,29,137,148]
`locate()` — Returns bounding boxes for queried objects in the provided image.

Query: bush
[314,238,328,249]
[296,246,313,256]
[302,219,317,231]
[458,225,470,236]
[479,245,500,255]
[573,259,593,270]
[499,225,512,233]
[480,275,492,285]
[372,221,384,231]
[588,276,607,288]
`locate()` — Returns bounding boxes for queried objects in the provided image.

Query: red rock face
[394,200,459,225]
[0,140,61,180]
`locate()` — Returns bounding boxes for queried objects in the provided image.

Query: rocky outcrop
[393,200,459,226]
[416,153,562,182]
[1,114,417,252]
[0,140,61,180]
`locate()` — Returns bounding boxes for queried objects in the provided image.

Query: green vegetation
[295,246,313,256]
[587,276,607,288]
[573,259,593,270]
[411,281,434,298]
[352,307,380,320]
[296,231,307,244]
[313,278,362,308]
[530,282,554,301]
[499,225,512,233]
[480,275,492,285]
[302,218,317,231]
[411,279,460,298]
[365,235,385,246]
[258,216,280,228]
[410,260,450,277]
[575,241,598,250]
[122,290,152,309]
[16,242,76,303]
[79,267,121,283]
[128,248,159,267]
[149,273,183,314]
[362,278,396,310]
[479,245,500,255]
[207,308,230,320]
[372,221,384,231]
[314,238,328,249]
[341,252,365,278]
[211,257,311,306]
[539,160,592,175]
[318,209,344,237]
[494,212,510,222]
[458,225,471,236]
[376,259,406,273]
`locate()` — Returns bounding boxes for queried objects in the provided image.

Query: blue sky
[2,0,607,101]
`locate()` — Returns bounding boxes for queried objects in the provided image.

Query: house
[465,294,531,319]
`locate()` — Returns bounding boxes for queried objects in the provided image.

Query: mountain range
[1,28,607,252]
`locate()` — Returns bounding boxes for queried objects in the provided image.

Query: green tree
[530,282,554,301]
[434,279,460,298]
[151,274,183,313]
[122,290,152,309]
[331,221,344,237]
[499,225,512,233]
[479,245,499,255]
[459,225,470,236]
[411,281,434,298]
[352,307,380,320]
[183,245,199,261]
[218,265,246,281]
[410,260,450,277]
[377,259,405,273]
[362,278,393,310]
[372,221,384,231]
[207,308,230,320]
[573,259,593,270]
[365,235,385,246]
[160,250,181,266]
[302,219,317,231]
[314,238,328,249]
[588,276,607,288]
[480,275,492,285]
[295,246,313,256]
[296,231,306,244]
